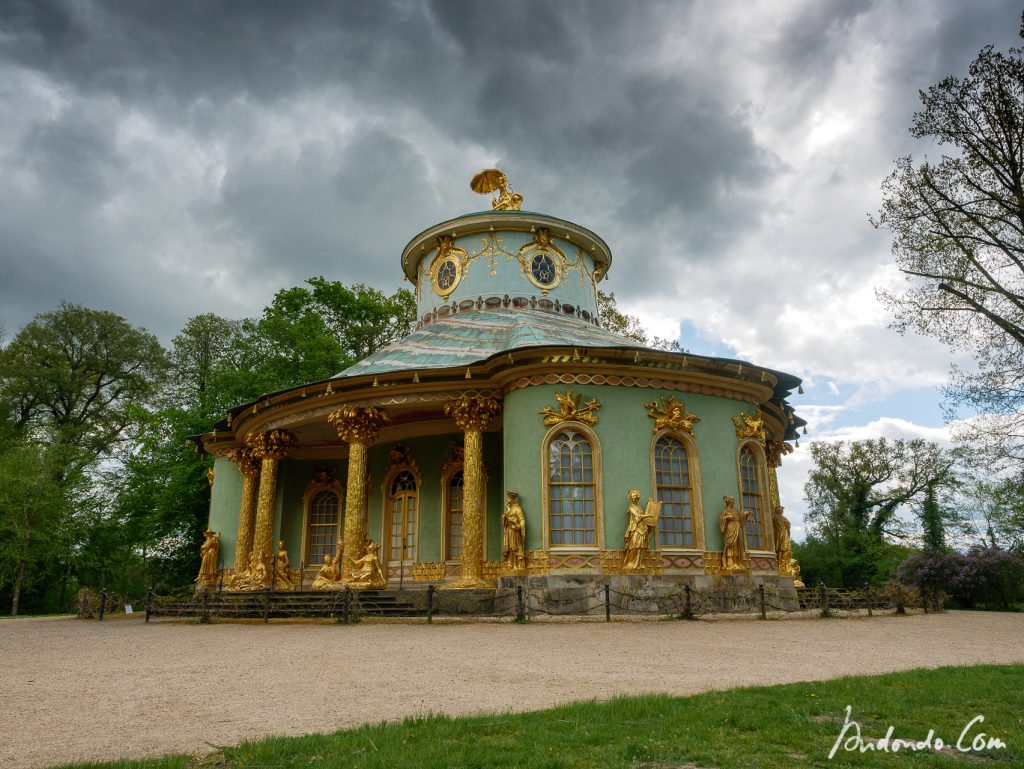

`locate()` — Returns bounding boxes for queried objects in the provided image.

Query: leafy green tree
[597,291,683,351]
[0,301,168,464]
[804,438,956,586]
[875,25,1024,464]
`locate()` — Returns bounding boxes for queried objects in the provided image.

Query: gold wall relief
[384,443,421,480]
[429,234,469,300]
[411,562,446,582]
[539,388,601,427]
[644,395,700,435]
[732,409,766,443]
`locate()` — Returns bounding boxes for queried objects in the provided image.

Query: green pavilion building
[196,170,805,608]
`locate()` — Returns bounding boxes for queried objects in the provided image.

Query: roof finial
[471,168,523,211]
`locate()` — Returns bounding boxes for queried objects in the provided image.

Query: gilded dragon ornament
[644,395,700,435]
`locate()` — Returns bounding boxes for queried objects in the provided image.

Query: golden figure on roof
[471,168,523,211]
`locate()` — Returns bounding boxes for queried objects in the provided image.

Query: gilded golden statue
[471,168,523,211]
[790,558,805,589]
[312,545,345,590]
[349,539,386,589]
[195,529,220,587]
[273,540,296,590]
[719,496,749,572]
[502,491,527,570]
[622,489,661,571]
[772,505,793,570]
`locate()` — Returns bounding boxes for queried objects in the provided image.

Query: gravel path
[1,611,1022,768]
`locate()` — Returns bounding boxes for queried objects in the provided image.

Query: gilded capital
[247,429,297,460]
[226,447,261,477]
[327,405,391,445]
[765,439,793,468]
[445,395,501,433]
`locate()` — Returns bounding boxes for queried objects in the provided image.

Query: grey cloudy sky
[1,0,1020,534]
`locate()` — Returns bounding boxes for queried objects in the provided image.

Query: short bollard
[98,589,107,622]
[604,584,611,622]
[426,584,435,624]
[200,590,211,624]
[145,586,154,623]
[922,588,929,614]
[343,587,351,625]
[683,584,692,620]
[865,583,873,617]
[758,583,766,620]
[516,585,525,622]
[263,588,271,624]
[818,583,829,618]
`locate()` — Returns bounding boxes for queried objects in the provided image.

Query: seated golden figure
[349,539,386,589]
[312,547,345,591]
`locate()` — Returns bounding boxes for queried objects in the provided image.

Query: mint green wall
[208,456,242,564]
[503,384,753,552]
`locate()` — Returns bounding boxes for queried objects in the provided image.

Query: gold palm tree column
[226,448,261,571]
[443,395,501,588]
[246,429,298,585]
[327,406,391,581]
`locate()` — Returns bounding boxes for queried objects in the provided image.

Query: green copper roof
[334,309,644,379]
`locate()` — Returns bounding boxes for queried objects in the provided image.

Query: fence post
[604,584,611,622]
[200,589,211,624]
[865,583,873,617]
[98,589,107,622]
[343,587,351,625]
[263,588,271,624]
[758,584,766,620]
[922,588,929,614]
[516,584,525,622]
[895,585,906,615]
[683,584,692,620]
[145,586,154,623]
[818,583,829,618]
[427,584,434,624]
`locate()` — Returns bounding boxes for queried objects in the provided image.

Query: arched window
[387,470,418,563]
[547,429,596,546]
[446,470,464,560]
[654,436,695,548]
[306,489,341,564]
[739,445,766,550]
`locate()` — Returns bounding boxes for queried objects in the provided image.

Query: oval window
[530,253,557,287]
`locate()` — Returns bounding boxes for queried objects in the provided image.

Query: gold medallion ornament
[644,395,700,435]
[517,228,566,293]
[539,388,600,426]
[429,234,468,299]
[470,168,523,211]
[732,410,766,443]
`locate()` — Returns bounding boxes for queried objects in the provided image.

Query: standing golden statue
[471,168,523,211]
[501,490,527,570]
[349,539,386,589]
[195,530,220,588]
[622,489,661,571]
[772,505,793,570]
[719,496,749,573]
[273,540,296,590]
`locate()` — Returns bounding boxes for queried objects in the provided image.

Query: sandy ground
[1,611,1022,769]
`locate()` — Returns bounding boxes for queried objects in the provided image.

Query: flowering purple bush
[897,547,1024,610]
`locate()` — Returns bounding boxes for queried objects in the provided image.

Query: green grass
[55,665,1022,769]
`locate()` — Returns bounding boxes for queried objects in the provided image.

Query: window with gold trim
[387,471,418,562]
[654,436,695,547]
[446,470,464,560]
[306,490,341,564]
[739,445,765,550]
[547,429,596,546]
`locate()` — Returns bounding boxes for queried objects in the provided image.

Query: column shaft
[235,468,260,571]
[341,441,368,580]
[460,428,485,584]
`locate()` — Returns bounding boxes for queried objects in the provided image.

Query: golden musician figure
[195,529,220,587]
[622,488,661,571]
[502,490,527,570]
[719,496,749,572]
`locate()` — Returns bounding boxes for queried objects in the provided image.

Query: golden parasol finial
[471,168,523,211]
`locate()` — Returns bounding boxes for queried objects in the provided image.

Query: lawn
[55,664,1022,769]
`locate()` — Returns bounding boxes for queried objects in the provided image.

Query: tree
[597,291,683,351]
[874,26,1024,464]
[0,301,168,463]
[804,438,956,586]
